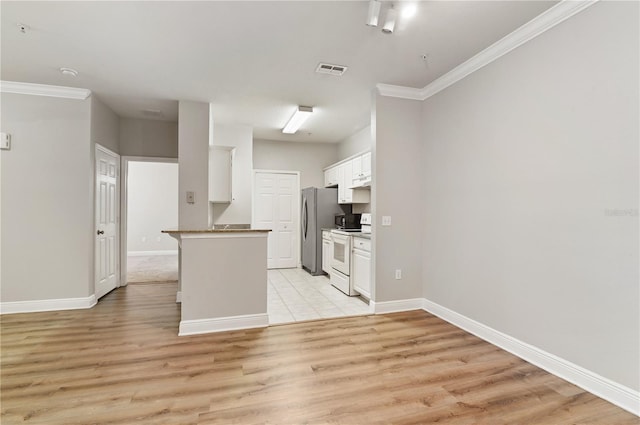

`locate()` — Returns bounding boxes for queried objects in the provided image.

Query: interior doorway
[121,158,178,285]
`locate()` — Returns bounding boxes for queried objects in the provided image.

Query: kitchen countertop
[162,229,271,234]
[324,228,371,239]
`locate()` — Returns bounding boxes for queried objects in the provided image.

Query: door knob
[97,230,104,235]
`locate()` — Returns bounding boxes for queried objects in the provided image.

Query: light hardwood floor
[1,282,637,425]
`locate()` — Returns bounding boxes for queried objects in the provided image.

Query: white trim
[422,298,640,416]
[375,84,424,100]
[377,0,598,101]
[371,298,424,314]
[179,313,269,336]
[322,149,372,171]
[0,295,97,315]
[127,250,178,257]
[0,80,91,100]
[176,291,182,303]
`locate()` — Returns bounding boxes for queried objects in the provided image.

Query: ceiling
[1,1,556,143]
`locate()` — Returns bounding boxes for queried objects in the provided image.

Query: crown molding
[377,0,599,101]
[376,83,425,100]
[0,81,91,100]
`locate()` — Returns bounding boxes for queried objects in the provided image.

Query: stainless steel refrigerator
[301,187,342,275]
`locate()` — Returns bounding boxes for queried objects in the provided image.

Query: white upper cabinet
[362,152,371,178]
[324,150,371,204]
[324,165,339,188]
[338,160,369,204]
[209,146,233,203]
[351,152,371,186]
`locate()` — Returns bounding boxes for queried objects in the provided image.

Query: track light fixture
[366,0,381,27]
[382,5,397,34]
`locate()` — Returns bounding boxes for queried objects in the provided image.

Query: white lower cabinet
[352,237,371,299]
[322,230,332,275]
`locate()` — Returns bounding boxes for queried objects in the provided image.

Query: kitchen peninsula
[163,228,271,336]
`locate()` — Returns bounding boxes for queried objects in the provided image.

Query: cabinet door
[337,164,345,203]
[362,152,371,178]
[209,147,232,203]
[342,160,353,203]
[352,249,371,299]
[352,155,362,180]
[322,239,331,274]
[324,166,338,188]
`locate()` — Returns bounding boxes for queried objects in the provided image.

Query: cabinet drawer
[322,230,332,240]
[353,237,371,252]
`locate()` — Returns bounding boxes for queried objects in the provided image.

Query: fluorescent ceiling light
[366,0,381,27]
[282,106,313,134]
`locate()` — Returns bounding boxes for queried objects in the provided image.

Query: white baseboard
[0,295,97,315]
[127,250,178,257]
[422,298,640,416]
[371,298,424,314]
[176,291,182,303]
[179,313,269,336]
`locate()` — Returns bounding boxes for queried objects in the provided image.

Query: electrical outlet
[1,133,11,150]
[186,191,195,204]
[382,216,392,226]
[395,269,402,280]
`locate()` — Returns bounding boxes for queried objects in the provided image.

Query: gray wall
[127,161,179,253]
[91,96,120,153]
[373,95,424,303]
[253,139,339,189]
[178,101,210,228]
[1,93,93,301]
[338,125,371,159]
[120,118,178,158]
[420,1,638,390]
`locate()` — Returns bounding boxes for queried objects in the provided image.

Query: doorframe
[120,156,179,286]
[251,170,301,268]
[94,144,121,298]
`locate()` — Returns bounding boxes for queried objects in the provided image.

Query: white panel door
[253,171,299,269]
[95,146,120,299]
[254,173,276,268]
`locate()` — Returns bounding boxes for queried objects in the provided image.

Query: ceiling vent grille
[315,63,348,76]
[142,109,163,118]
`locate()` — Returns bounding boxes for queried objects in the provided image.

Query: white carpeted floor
[127,254,179,283]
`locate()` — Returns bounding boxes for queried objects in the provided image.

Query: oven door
[331,232,351,276]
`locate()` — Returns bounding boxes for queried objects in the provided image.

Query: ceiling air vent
[315,63,348,76]
[142,109,163,118]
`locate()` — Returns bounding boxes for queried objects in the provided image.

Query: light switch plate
[186,191,195,204]
[382,216,392,226]
[0,133,11,150]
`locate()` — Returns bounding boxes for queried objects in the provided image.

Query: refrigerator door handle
[302,198,308,241]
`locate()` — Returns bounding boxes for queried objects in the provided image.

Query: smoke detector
[315,63,348,76]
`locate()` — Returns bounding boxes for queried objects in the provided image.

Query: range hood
[349,176,371,189]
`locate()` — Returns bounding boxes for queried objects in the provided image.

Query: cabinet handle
[97,230,104,235]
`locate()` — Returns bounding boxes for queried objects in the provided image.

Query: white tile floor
[268,268,372,324]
